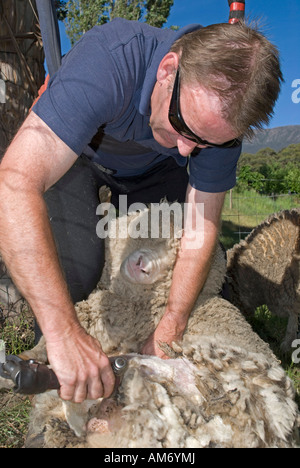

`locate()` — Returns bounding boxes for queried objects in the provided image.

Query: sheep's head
[120,246,173,285]
[98,202,226,299]
[99,205,181,294]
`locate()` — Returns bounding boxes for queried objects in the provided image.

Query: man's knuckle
[59,385,74,401]
[90,366,101,380]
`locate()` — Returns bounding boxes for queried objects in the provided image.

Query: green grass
[0,310,35,356]
[249,306,289,352]
[249,306,300,409]
[221,188,299,249]
[0,390,32,448]
[0,306,35,449]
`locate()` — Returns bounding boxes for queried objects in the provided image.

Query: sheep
[19,202,299,449]
[26,337,299,449]
[226,208,300,352]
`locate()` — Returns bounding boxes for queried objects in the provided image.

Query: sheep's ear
[18,337,48,364]
[63,400,96,437]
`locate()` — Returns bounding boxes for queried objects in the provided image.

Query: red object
[228,0,245,24]
[230,2,245,12]
[29,74,50,112]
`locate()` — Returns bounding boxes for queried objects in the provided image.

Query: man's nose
[176,137,198,157]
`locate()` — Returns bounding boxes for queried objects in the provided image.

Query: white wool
[62,400,97,437]
[260,387,297,442]
[22,206,299,448]
[267,366,286,382]
[194,416,233,448]
[185,436,203,449]
[241,360,259,371]
[206,416,234,445]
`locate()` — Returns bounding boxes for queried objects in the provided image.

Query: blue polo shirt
[33,18,241,192]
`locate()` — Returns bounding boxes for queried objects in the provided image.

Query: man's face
[150,64,238,157]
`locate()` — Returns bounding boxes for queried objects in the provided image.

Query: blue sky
[58,0,300,129]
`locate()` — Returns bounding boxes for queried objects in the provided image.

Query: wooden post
[0,0,45,158]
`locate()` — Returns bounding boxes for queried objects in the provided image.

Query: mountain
[242,125,300,154]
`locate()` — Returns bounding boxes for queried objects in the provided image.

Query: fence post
[229,189,233,210]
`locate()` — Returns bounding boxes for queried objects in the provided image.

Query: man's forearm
[0,187,80,341]
[141,188,225,357]
[164,187,224,330]
[0,113,81,342]
[140,229,218,357]
[0,113,115,401]
[163,225,219,331]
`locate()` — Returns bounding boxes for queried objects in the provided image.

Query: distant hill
[242,125,300,154]
[238,142,300,172]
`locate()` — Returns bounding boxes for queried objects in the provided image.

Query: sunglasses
[168,69,242,149]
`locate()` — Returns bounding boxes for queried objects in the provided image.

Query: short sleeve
[32,31,125,156]
[188,145,242,193]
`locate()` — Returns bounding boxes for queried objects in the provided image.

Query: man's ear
[156,53,180,85]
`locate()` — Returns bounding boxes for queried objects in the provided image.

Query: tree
[145,0,175,28]
[0,0,45,158]
[55,1,69,21]
[236,165,264,193]
[259,163,286,195]
[238,143,300,197]
[63,0,174,46]
[283,164,300,194]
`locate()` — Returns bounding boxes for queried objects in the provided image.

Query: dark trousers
[44,156,189,305]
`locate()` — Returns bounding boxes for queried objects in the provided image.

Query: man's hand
[0,113,116,404]
[142,186,226,360]
[46,326,115,403]
[141,312,186,359]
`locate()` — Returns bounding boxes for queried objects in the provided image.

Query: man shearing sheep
[0,18,283,403]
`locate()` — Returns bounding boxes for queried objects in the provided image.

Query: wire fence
[220,181,299,248]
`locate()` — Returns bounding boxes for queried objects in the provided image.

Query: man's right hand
[46,326,115,403]
[0,113,116,403]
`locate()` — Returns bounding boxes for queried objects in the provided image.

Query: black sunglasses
[168,69,242,149]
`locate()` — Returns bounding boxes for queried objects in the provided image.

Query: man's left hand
[141,312,186,359]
